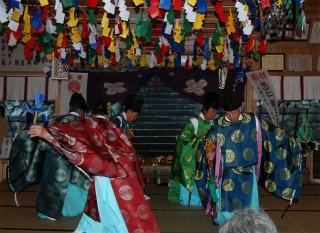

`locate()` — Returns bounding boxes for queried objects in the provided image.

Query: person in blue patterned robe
[207,93,303,225]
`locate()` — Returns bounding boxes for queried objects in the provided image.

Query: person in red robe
[28,108,160,233]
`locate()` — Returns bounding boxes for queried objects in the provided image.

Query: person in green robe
[168,92,221,207]
[9,92,90,220]
[208,91,303,225]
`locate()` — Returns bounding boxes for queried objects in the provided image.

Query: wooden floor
[0,183,320,233]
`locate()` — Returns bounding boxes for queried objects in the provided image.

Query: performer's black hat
[69,92,88,111]
[203,92,221,111]
[223,91,243,111]
[123,94,144,113]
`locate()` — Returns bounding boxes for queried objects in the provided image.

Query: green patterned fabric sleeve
[171,120,200,191]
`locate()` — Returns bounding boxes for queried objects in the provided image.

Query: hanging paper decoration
[118,0,130,21]
[81,15,89,39]
[31,8,44,31]
[261,0,270,9]
[159,0,171,11]
[212,21,222,46]
[135,10,145,37]
[258,39,266,54]
[140,52,147,67]
[207,54,217,70]
[193,13,205,30]
[133,0,144,6]
[204,38,210,60]
[185,55,190,68]
[0,0,305,71]
[172,0,182,11]
[187,0,196,7]
[23,5,31,34]
[196,0,207,14]
[41,6,49,22]
[226,8,236,35]
[215,1,227,24]
[200,58,207,70]
[183,12,193,33]
[67,7,78,28]
[135,10,152,43]
[173,20,182,43]
[149,51,156,68]
[88,9,97,24]
[0,0,9,24]
[245,36,254,53]
[149,0,161,19]
[195,30,204,47]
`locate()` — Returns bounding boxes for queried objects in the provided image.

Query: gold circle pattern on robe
[275,128,285,141]
[241,181,251,195]
[216,133,226,146]
[232,198,242,209]
[280,168,291,181]
[218,117,231,127]
[222,179,235,192]
[231,130,245,143]
[261,120,269,131]
[282,188,294,200]
[232,167,244,174]
[242,113,251,124]
[293,153,302,167]
[243,148,254,161]
[276,147,287,160]
[264,161,275,174]
[225,149,236,163]
[263,140,273,153]
[251,128,257,141]
[265,179,276,192]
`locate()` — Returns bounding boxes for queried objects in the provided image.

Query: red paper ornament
[245,36,254,52]
[81,16,89,40]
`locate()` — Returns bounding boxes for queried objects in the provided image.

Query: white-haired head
[219,209,278,233]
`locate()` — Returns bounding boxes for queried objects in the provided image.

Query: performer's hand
[206,152,214,161]
[28,125,50,139]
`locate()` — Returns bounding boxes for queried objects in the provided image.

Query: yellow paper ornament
[67,7,78,28]
[226,8,236,35]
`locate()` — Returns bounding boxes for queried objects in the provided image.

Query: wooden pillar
[306,150,314,183]
[244,80,257,113]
